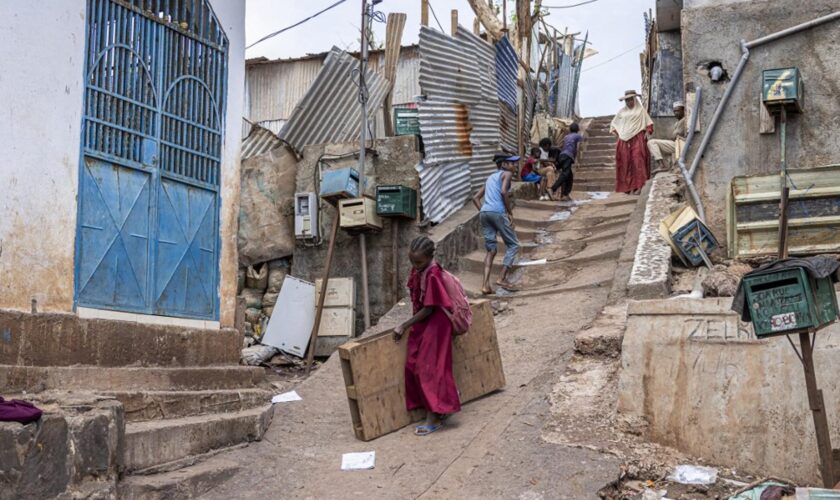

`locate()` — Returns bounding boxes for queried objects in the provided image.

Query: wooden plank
[760,101,776,134]
[736,197,840,224]
[730,165,840,257]
[338,300,505,441]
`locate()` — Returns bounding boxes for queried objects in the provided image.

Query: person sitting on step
[520,147,557,201]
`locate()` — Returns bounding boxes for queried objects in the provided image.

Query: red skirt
[615,131,650,193]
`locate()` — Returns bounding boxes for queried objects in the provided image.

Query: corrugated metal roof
[550,53,577,118]
[495,36,519,112]
[278,47,389,153]
[416,160,472,224]
[241,124,285,160]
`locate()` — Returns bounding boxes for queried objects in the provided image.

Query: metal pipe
[687,10,840,180]
[677,87,705,221]
[746,10,840,49]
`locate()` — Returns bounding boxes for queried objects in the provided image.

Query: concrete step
[575,172,614,182]
[574,183,614,192]
[105,389,273,423]
[580,155,614,164]
[119,455,241,500]
[0,310,241,367]
[577,162,615,169]
[124,405,273,473]
[0,365,267,393]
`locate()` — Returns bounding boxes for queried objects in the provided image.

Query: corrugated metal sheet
[495,36,518,112]
[246,58,323,123]
[278,48,389,153]
[257,119,286,135]
[456,27,501,192]
[418,100,474,164]
[551,53,577,118]
[523,74,537,148]
[241,124,285,160]
[418,27,481,104]
[246,46,420,125]
[499,101,517,153]
[416,161,472,224]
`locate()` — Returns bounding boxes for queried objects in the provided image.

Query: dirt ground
[202,194,735,499]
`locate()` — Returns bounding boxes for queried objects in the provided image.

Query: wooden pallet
[338,300,505,441]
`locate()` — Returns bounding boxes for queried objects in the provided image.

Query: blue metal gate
[75,0,228,320]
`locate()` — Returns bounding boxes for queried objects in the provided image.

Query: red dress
[405,263,461,415]
[615,126,652,193]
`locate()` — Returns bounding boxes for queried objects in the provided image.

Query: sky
[245,0,654,117]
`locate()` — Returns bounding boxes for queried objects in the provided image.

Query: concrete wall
[0,2,244,327]
[650,31,684,119]
[0,2,87,313]
[292,136,425,333]
[619,297,840,485]
[212,1,246,328]
[681,0,840,244]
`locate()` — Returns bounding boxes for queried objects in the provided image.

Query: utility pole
[358,0,372,329]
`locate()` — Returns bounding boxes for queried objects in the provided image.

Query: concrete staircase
[456,192,637,298]
[0,315,273,499]
[574,115,616,192]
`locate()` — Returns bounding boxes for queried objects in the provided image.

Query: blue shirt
[481,170,507,214]
[561,132,583,159]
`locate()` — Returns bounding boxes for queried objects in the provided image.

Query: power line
[543,0,599,8]
[582,43,644,72]
[426,0,447,33]
[247,0,348,50]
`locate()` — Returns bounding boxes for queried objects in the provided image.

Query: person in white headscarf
[610,90,654,195]
[647,101,687,174]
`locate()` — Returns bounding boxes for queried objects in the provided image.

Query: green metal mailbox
[376,185,417,219]
[762,67,803,112]
[743,267,838,338]
[394,107,420,136]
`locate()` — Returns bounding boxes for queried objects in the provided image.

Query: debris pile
[238,259,290,338]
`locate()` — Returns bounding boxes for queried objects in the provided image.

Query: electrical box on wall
[762,67,803,113]
[339,196,383,231]
[294,192,319,240]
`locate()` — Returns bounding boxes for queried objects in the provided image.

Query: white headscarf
[610,98,653,142]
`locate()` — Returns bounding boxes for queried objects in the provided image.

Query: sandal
[415,423,443,436]
[495,281,519,291]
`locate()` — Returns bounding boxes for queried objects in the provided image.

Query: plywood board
[338,300,505,441]
[315,278,356,308]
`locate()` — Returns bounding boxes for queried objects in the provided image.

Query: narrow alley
[203,187,639,499]
[5,1,840,499]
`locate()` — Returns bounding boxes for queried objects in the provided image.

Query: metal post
[358,0,372,329]
[392,219,400,302]
[778,107,789,258]
[799,331,836,487]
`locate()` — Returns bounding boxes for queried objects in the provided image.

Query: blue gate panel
[77,0,227,321]
[154,179,217,319]
[77,158,151,311]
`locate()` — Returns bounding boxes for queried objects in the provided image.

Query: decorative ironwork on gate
[76,0,228,320]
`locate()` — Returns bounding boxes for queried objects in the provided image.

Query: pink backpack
[421,264,473,335]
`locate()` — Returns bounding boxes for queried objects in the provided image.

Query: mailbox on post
[742,267,838,338]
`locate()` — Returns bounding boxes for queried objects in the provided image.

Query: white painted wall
[0,1,87,313]
[0,1,245,327]
[212,0,246,328]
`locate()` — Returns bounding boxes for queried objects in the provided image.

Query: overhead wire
[246,0,348,50]
[426,0,447,33]
[543,0,599,8]
[582,43,644,72]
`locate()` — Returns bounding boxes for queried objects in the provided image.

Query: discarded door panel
[261,276,315,358]
[315,278,356,309]
[338,300,505,441]
[727,165,840,258]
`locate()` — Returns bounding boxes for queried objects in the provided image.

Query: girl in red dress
[393,236,461,436]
